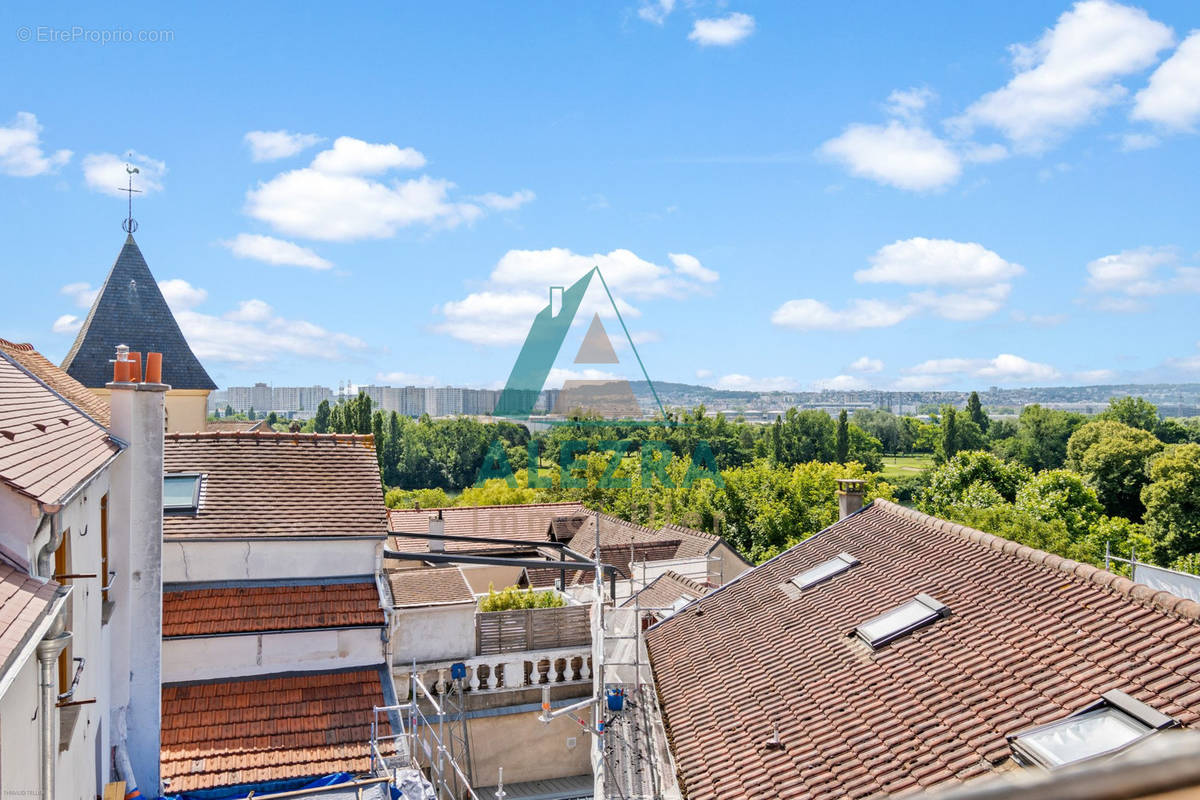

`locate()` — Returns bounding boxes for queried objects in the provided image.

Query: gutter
[36,584,72,800]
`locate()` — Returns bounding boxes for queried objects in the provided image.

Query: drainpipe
[36,587,71,800]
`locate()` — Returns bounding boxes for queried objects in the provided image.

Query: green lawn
[878,454,935,480]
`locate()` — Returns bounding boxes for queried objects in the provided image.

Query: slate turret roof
[61,235,216,390]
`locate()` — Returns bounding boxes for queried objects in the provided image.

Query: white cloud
[224,298,273,322]
[695,368,713,379]
[771,298,914,331]
[472,189,536,211]
[176,300,366,364]
[668,253,719,283]
[1132,31,1200,131]
[0,112,71,177]
[435,290,547,346]
[713,373,797,391]
[689,12,755,47]
[910,283,1013,321]
[904,353,1060,384]
[242,136,523,241]
[1075,368,1116,382]
[244,130,324,162]
[52,314,81,334]
[1121,132,1161,150]
[637,0,675,25]
[309,136,426,175]
[1084,246,1197,303]
[954,0,1174,151]
[82,151,166,197]
[892,374,951,390]
[813,374,870,391]
[158,279,209,311]
[819,121,961,191]
[222,233,332,270]
[962,143,1009,163]
[491,247,711,300]
[883,87,936,121]
[848,356,884,374]
[60,282,98,309]
[376,370,438,386]
[857,237,1023,286]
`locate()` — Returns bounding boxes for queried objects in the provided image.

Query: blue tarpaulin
[162,771,354,800]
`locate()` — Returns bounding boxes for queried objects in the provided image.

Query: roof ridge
[871,499,1200,622]
[661,521,721,542]
[0,338,34,352]
[655,569,709,594]
[387,500,585,513]
[166,431,374,446]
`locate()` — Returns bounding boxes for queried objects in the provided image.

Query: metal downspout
[34,510,71,800]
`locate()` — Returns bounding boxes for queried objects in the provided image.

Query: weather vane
[119,159,141,233]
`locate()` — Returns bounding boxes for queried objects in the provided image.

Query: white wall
[0,658,40,797]
[163,538,379,583]
[392,604,476,664]
[163,627,386,682]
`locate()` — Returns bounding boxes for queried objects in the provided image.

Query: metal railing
[379,673,481,800]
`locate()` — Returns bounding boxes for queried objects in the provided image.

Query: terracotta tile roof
[646,500,1200,800]
[621,570,709,611]
[0,557,59,677]
[567,541,686,586]
[204,419,265,433]
[386,502,583,553]
[0,339,110,426]
[162,432,387,539]
[161,668,394,792]
[163,582,384,637]
[0,352,122,508]
[62,234,216,390]
[567,513,725,562]
[386,566,474,607]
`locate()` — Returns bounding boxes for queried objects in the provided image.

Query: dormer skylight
[163,473,201,512]
[855,593,949,648]
[791,552,859,590]
[1007,690,1177,769]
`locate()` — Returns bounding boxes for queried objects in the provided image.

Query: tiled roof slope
[61,235,216,390]
[0,353,121,507]
[161,669,393,792]
[163,582,384,637]
[162,432,387,539]
[387,502,583,553]
[569,541,685,586]
[0,339,110,426]
[0,557,59,678]
[646,500,1200,800]
[568,513,722,561]
[386,566,475,607]
[204,418,264,433]
[621,570,709,610]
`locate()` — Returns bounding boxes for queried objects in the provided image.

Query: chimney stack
[836,478,867,520]
[106,346,168,794]
[428,509,445,553]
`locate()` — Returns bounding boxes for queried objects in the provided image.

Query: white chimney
[428,510,445,553]
[106,347,166,795]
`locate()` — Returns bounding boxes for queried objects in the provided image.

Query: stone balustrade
[395,646,592,700]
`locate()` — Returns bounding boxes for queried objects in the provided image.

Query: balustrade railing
[395,646,592,700]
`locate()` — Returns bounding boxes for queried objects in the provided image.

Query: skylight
[1008,691,1177,769]
[855,593,948,648]
[163,474,201,511]
[791,552,859,590]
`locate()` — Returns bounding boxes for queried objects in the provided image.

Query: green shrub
[478,584,566,612]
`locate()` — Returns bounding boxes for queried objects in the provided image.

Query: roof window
[855,593,949,648]
[791,552,859,590]
[163,473,201,512]
[1008,690,1177,769]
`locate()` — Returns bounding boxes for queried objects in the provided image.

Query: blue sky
[3,0,1198,392]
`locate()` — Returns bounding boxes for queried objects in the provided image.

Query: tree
[1142,443,1200,563]
[1015,469,1103,541]
[835,410,849,464]
[940,406,959,462]
[1099,396,1159,432]
[313,400,331,434]
[266,411,278,428]
[371,410,385,471]
[247,406,256,421]
[771,416,783,464]
[224,404,234,418]
[1066,420,1163,519]
[918,451,1032,515]
[1012,405,1086,471]
[966,391,989,433]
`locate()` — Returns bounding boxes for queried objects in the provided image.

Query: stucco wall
[466,709,591,787]
[0,657,41,797]
[87,387,209,433]
[163,538,379,582]
[393,604,476,664]
[711,543,751,585]
[462,564,523,594]
[163,627,386,682]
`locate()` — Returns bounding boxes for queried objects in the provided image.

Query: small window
[791,553,859,590]
[1008,691,1176,769]
[855,593,949,648]
[163,474,201,511]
